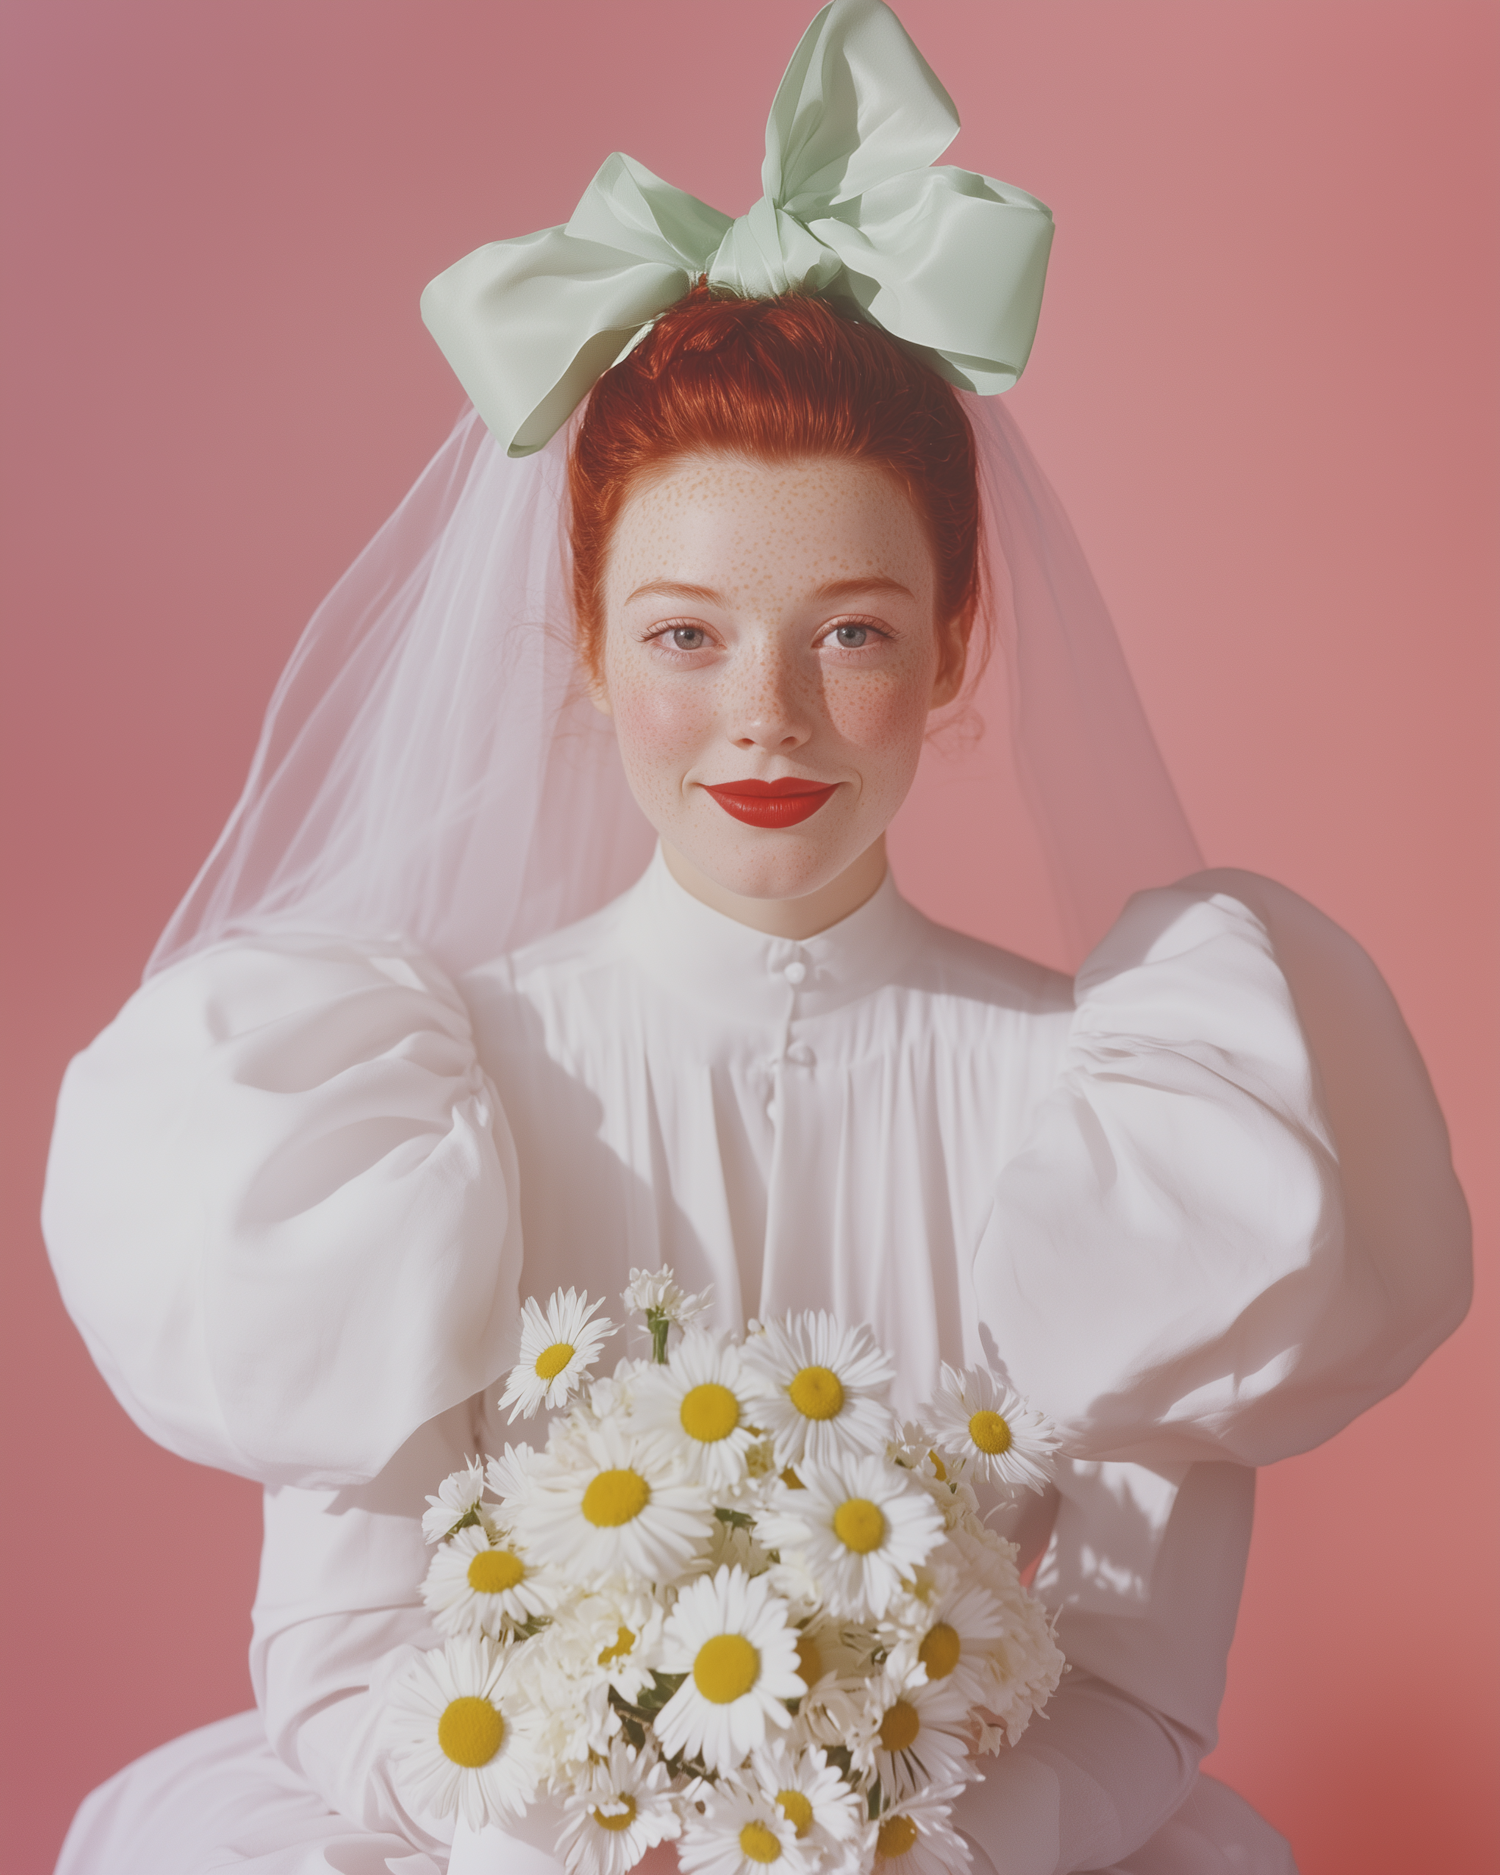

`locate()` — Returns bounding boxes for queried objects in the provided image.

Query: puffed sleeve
[41,939,524,1487]
[974,876,1471,1468]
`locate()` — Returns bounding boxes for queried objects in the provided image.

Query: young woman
[41,6,1470,1873]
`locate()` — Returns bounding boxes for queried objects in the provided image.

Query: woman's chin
[665,831,865,908]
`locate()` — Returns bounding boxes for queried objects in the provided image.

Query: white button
[783,960,807,985]
[785,1043,815,1067]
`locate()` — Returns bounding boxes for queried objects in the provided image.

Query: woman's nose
[728,643,813,751]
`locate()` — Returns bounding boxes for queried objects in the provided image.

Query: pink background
[2,2,1496,1870]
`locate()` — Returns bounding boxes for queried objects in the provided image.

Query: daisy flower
[421,1455,489,1544]
[556,1739,681,1875]
[655,1565,805,1773]
[549,1575,669,1706]
[748,1739,868,1867]
[679,1776,816,1875]
[421,1522,556,1639]
[878,1560,1013,1709]
[892,1423,975,1481]
[499,1288,616,1422]
[757,1452,945,1620]
[783,1618,879,1754]
[942,1528,1066,1744]
[518,1419,714,1581]
[890,1429,986,1538]
[623,1263,713,1328]
[871,1785,972,1875]
[582,1361,650,1425]
[861,1668,976,1799]
[507,1625,617,1784]
[740,1312,895,1469]
[918,1364,1059,1495]
[386,1637,538,1833]
[632,1331,761,1489]
[485,1441,541,1513]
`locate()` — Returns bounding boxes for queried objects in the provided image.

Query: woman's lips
[703,777,839,828]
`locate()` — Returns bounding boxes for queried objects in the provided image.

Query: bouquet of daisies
[388,1269,1065,1875]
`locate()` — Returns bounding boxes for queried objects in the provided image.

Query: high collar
[617,845,928,1024]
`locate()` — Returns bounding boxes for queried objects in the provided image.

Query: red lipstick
[704,777,838,828]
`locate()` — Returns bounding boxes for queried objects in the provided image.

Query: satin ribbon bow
[421,0,1054,458]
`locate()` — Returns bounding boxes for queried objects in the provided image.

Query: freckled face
[594,453,959,903]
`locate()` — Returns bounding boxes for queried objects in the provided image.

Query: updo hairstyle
[568,288,983,684]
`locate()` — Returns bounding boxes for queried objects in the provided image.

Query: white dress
[42,850,1470,1875]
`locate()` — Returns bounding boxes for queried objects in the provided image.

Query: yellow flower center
[680,1382,741,1444]
[693,1633,761,1703]
[534,1341,575,1380]
[582,1468,650,1526]
[928,1448,948,1481]
[777,1789,814,1837]
[793,1631,824,1688]
[832,1496,885,1554]
[598,1625,636,1666]
[466,1548,526,1594]
[592,1795,637,1833]
[879,1699,921,1753]
[739,1821,783,1864]
[876,1813,920,1859]
[787,1364,844,1420]
[968,1408,1012,1455]
[436,1695,504,1768]
[918,1621,961,1680]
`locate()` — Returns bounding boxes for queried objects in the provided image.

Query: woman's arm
[955,1461,1255,1874]
[977,882,1471,1472]
[961,877,1471,1869]
[249,1404,477,1858]
[252,1395,580,1869]
[42,938,525,1487]
[1176,867,1472,1384]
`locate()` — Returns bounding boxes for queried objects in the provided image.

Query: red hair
[568,289,982,682]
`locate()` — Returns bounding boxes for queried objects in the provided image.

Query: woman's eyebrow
[814,576,914,600]
[625,575,914,605]
[625,580,726,605]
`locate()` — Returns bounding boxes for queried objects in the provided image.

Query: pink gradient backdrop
[2,3,1495,1870]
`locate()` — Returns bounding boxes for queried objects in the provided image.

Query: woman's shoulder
[900,872,1309,1032]
[462,895,629,999]
[893,875,1281,1040]
[976,868,1472,1470]
[104,930,473,1027]
[902,905,1076,1020]
[1069,876,1305,1058]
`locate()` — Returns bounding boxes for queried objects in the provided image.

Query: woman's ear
[582,649,613,717]
[928,612,972,711]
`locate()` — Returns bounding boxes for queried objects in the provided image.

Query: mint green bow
[421,0,1054,458]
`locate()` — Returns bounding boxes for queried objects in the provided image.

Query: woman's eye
[832,624,869,648]
[669,626,707,650]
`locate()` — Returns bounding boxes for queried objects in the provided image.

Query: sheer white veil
[147,392,1201,982]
